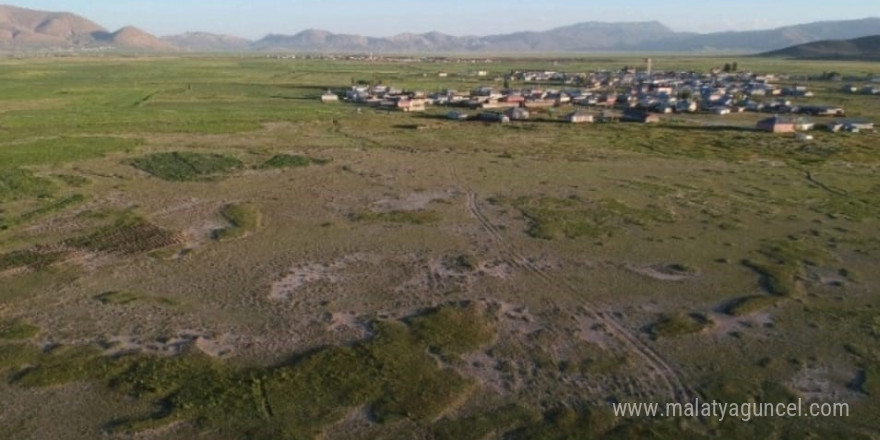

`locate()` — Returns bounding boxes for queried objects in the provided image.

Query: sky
[9,0,880,39]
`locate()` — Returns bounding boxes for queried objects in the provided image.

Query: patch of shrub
[16,194,86,224]
[510,196,673,240]
[0,168,57,203]
[10,304,493,438]
[350,210,440,225]
[0,248,68,272]
[742,260,802,297]
[52,174,90,187]
[0,344,42,371]
[725,295,782,316]
[14,345,133,388]
[213,203,262,241]
[409,303,495,358]
[651,313,713,338]
[131,152,242,181]
[0,320,41,340]
[94,291,177,306]
[260,154,330,169]
[66,215,180,254]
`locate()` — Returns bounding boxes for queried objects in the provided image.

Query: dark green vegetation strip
[1,194,87,230]
[213,203,262,241]
[0,304,494,438]
[93,291,177,306]
[351,209,441,225]
[260,154,331,169]
[131,152,242,181]
[0,247,69,272]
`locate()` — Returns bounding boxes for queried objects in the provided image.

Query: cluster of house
[841,84,880,95]
[757,116,874,134]
[319,67,874,132]
[322,85,428,112]
[506,69,845,117]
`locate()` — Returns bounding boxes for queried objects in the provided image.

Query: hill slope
[93,26,177,51]
[760,35,880,60]
[0,4,104,49]
[641,18,880,52]
[0,4,176,51]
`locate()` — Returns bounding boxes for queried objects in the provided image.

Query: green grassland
[0,54,878,439]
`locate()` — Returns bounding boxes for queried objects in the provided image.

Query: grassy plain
[0,54,878,439]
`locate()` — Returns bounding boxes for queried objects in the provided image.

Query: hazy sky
[11,0,880,39]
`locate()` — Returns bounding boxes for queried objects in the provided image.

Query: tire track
[452,167,692,402]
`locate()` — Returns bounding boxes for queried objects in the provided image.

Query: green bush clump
[726,296,782,316]
[409,303,495,358]
[650,313,712,338]
[742,261,801,297]
[131,152,242,181]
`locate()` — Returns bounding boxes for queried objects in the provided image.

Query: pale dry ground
[1,116,878,439]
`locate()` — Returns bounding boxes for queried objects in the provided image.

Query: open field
[0,55,879,439]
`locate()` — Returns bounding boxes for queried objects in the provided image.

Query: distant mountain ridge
[1,3,879,54]
[162,31,251,52]
[760,35,880,60]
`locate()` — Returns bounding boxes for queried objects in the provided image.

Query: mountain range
[1,4,879,54]
[761,35,880,61]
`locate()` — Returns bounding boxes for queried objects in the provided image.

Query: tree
[732,62,739,72]
[723,63,732,73]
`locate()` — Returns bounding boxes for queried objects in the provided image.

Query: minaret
[646,58,653,78]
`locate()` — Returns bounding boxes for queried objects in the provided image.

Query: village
[321,62,876,134]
